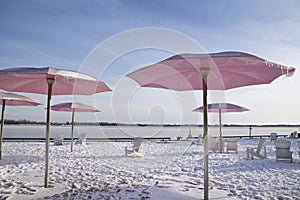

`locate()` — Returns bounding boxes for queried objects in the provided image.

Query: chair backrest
[291,131,297,138]
[207,137,216,150]
[208,137,223,152]
[270,132,277,140]
[187,129,192,138]
[275,140,291,149]
[226,138,237,143]
[78,133,86,144]
[226,138,237,149]
[275,140,291,158]
[256,138,266,154]
[133,137,143,151]
[197,134,202,142]
[56,134,63,140]
[54,134,63,145]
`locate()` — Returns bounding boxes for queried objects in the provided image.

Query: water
[2,125,299,140]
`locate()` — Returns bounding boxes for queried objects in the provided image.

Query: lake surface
[2,125,299,140]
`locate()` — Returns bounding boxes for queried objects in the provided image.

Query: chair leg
[247,147,250,159]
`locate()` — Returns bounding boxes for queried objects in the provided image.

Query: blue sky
[0,0,299,125]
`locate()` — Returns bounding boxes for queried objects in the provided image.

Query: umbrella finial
[200,67,209,77]
[47,78,55,85]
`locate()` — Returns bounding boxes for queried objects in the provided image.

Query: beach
[0,138,300,200]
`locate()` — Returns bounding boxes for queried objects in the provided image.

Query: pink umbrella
[193,103,250,152]
[0,92,42,159]
[127,51,295,199]
[51,102,100,152]
[0,67,111,188]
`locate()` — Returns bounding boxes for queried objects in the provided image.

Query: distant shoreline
[2,120,300,128]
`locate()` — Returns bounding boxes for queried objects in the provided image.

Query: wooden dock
[183,134,290,140]
[2,134,292,142]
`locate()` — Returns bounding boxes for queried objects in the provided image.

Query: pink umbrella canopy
[193,103,250,152]
[51,102,101,112]
[51,102,100,152]
[0,66,111,188]
[0,92,42,106]
[127,51,295,91]
[0,92,42,159]
[127,51,295,199]
[193,103,249,113]
[0,67,111,95]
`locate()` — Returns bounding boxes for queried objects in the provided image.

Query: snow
[0,138,299,199]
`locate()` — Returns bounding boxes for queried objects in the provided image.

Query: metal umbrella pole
[200,67,209,200]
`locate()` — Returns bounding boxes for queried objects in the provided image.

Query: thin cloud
[0,1,299,124]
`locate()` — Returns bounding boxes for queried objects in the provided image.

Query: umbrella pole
[0,100,6,159]
[71,109,75,152]
[45,78,54,188]
[201,67,209,200]
[219,108,223,153]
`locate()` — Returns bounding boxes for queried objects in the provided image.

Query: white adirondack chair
[77,133,87,145]
[208,137,224,153]
[226,138,238,154]
[125,137,143,157]
[54,134,64,146]
[275,140,293,163]
[270,132,277,141]
[247,138,267,159]
[191,134,202,145]
[290,131,297,138]
[186,128,193,140]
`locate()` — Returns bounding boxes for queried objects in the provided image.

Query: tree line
[1,119,299,127]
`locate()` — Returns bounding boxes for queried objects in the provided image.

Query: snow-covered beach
[1,138,300,200]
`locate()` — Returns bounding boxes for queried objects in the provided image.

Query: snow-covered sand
[1,138,300,200]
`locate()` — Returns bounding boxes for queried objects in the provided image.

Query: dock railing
[3,134,291,142]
